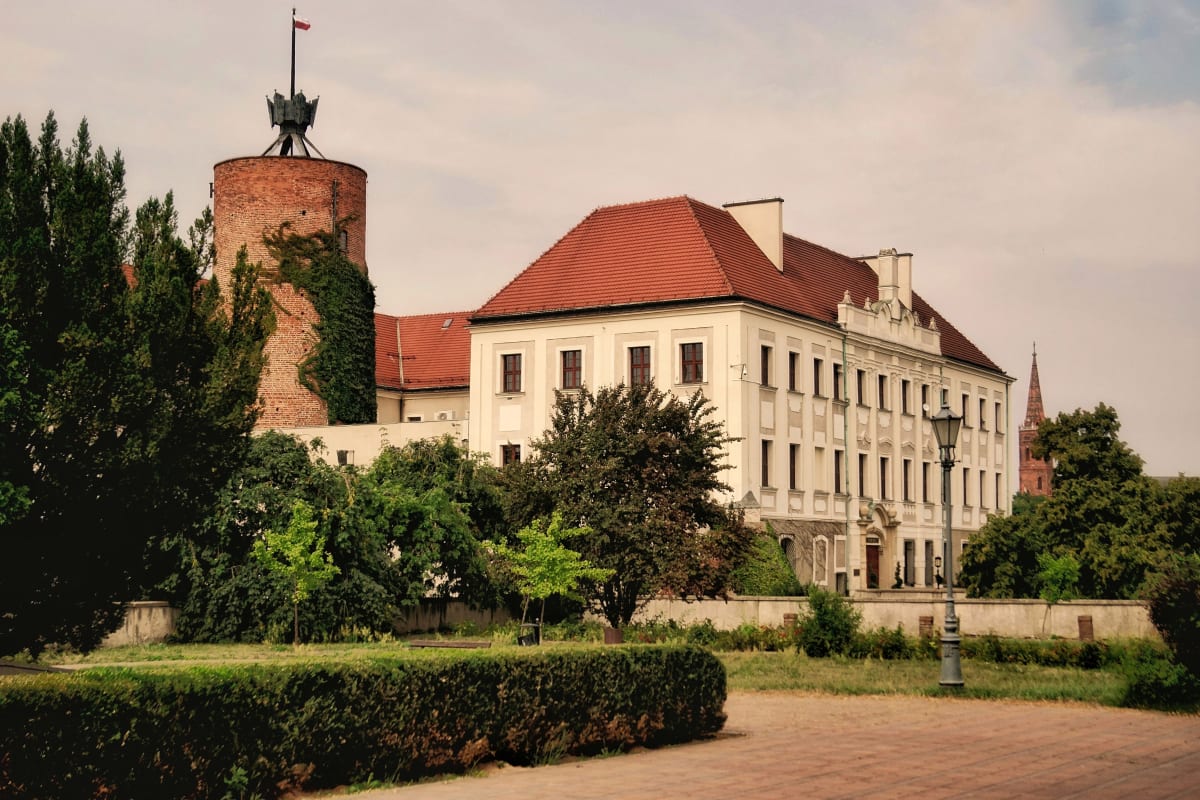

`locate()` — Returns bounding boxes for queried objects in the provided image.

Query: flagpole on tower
[290,7,297,99]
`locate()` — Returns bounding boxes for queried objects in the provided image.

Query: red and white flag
[293,15,311,30]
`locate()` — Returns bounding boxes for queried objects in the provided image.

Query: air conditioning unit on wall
[436,410,454,421]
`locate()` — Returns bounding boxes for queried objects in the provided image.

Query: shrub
[797,588,861,657]
[730,531,805,596]
[851,625,919,660]
[0,647,725,798]
[1119,657,1200,710]
[1143,554,1200,677]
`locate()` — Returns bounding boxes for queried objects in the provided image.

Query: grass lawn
[38,640,1129,708]
[718,651,1128,706]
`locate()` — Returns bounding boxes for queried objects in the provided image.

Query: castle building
[212,85,369,428]
[1018,346,1053,496]
[467,196,1012,593]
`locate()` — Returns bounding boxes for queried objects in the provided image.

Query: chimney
[724,197,784,273]
[859,248,913,311]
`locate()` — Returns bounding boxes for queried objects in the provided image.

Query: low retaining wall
[101,601,180,647]
[629,596,1158,640]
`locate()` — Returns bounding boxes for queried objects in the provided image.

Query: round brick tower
[212,90,369,428]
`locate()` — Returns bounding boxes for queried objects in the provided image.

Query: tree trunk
[293,600,300,646]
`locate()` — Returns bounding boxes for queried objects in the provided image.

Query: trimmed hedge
[0,646,725,798]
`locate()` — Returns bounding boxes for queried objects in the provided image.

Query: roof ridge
[682,197,736,296]
[394,310,472,322]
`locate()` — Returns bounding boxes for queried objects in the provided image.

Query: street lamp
[930,400,964,687]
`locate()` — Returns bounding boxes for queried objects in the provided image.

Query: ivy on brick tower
[265,222,376,424]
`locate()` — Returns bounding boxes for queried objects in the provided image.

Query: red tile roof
[473,196,1001,373]
[375,313,403,390]
[378,311,472,391]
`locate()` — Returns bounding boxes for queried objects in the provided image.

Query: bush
[961,634,1113,669]
[797,588,861,657]
[1143,554,1200,677]
[851,625,922,660]
[1119,657,1200,710]
[0,647,725,798]
[730,531,805,596]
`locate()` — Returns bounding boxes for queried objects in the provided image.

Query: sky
[4,1,1199,478]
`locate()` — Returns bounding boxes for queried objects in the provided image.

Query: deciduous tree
[516,384,750,627]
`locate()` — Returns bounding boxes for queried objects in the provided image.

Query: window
[995,401,1003,433]
[832,363,844,400]
[961,393,971,426]
[761,440,772,487]
[857,370,869,406]
[858,453,868,497]
[629,346,651,386]
[996,473,1003,510]
[813,358,823,396]
[962,467,970,506]
[502,353,522,393]
[761,345,773,387]
[789,444,800,490]
[979,471,987,508]
[832,448,843,494]
[878,375,889,409]
[788,352,799,391]
[501,443,521,466]
[405,415,422,422]
[901,379,912,415]
[561,349,582,390]
[921,384,930,417]
[979,398,987,430]
[338,228,349,253]
[922,462,931,503]
[680,342,704,384]
[903,458,913,502]
[879,456,890,500]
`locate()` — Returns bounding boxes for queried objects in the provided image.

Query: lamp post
[931,400,964,687]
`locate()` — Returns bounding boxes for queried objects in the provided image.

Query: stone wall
[628,596,1158,640]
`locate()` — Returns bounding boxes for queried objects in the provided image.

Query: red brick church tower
[1018,345,1053,496]
[212,16,369,427]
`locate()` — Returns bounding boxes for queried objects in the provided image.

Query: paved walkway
[347,692,1200,799]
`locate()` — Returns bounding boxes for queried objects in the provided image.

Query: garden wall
[628,596,1158,640]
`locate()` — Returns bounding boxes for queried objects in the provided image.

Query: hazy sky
[5,1,1198,477]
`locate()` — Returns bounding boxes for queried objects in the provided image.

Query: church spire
[1022,343,1045,429]
[1018,344,1052,496]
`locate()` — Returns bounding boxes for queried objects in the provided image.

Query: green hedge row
[0,646,726,798]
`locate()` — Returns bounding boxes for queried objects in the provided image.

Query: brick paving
[348,692,1200,800]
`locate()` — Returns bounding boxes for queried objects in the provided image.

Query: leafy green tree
[489,512,613,628]
[962,405,1193,600]
[253,499,340,645]
[1033,403,1143,486]
[0,113,272,656]
[171,431,354,643]
[344,444,492,610]
[1036,553,1080,604]
[515,383,749,627]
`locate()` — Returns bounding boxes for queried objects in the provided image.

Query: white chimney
[859,248,913,312]
[723,198,784,273]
